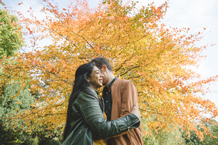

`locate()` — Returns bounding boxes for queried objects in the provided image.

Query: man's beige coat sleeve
[120,81,139,118]
[110,80,139,137]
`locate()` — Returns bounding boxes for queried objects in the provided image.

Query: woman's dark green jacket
[62,87,140,145]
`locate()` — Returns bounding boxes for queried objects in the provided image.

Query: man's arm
[110,80,139,137]
[120,80,139,118]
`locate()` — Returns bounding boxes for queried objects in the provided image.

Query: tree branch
[120,65,141,76]
[114,53,134,72]
[53,13,94,49]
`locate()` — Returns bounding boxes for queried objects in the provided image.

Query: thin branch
[31,33,36,54]
[38,66,73,86]
[46,27,77,48]
[36,112,67,117]
[20,47,27,53]
[12,64,73,86]
[120,65,141,76]
[53,14,94,49]
[68,26,94,49]
[127,75,141,80]
[115,53,134,72]
[91,22,111,44]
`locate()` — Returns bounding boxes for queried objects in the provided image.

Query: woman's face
[87,66,103,90]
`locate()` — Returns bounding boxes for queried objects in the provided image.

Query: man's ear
[102,64,107,71]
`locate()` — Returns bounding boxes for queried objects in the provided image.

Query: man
[91,57,143,145]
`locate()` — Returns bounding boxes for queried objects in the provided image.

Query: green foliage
[0,81,34,144]
[0,8,32,144]
[203,120,218,144]
[183,130,203,145]
[142,117,186,145]
[0,9,24,58]
[0,81,34,120]
[0,124,24,145]
[183,120,218,145]
[0,81,62,145]
[142,119,218,145]
[37,137,61,145]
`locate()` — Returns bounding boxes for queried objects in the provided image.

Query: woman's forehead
[93,66,100,71]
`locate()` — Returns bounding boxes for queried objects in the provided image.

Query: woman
[62,62,141,145]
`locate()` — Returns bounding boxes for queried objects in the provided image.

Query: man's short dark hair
[91,57,112,71]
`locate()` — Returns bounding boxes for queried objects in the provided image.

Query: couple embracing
[62,57,143,145]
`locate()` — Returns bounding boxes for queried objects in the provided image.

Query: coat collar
[83,87,98,97]
[111,77,122,87]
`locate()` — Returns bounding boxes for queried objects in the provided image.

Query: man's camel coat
[107,78,143,145]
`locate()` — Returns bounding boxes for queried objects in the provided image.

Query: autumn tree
[2,0,218,141]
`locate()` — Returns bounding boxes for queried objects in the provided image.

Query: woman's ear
[86,76,90,82]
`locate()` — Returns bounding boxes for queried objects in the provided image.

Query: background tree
[0,81,36,145]
[142,117,185,145]
[183,119,218,145]
[0,7,43,145]
[1,0,218,142]
[0,7,32,145]
[202,120,218,145]
[0,7,61,145]
[0,9,24,58]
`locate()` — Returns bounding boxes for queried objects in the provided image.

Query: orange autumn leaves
[1,0,218,139]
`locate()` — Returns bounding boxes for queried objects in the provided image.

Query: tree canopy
[1,0,218,140]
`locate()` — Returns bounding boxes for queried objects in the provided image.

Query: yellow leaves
[30,84,36,89]
[22,83,26,87]
[17,101,22,104]
[1,0,216,139]
[94,45,100,54]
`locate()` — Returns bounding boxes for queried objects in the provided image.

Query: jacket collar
[83,87,98,97]
[110,77,121,87]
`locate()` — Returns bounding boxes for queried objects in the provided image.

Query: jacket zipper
[120,119,140,131]
[128,119,140,131]
[70,126,85,145]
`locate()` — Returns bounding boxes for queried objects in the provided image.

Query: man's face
[99,66,107,86]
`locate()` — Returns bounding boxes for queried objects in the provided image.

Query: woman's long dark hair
[63,62,95,140]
